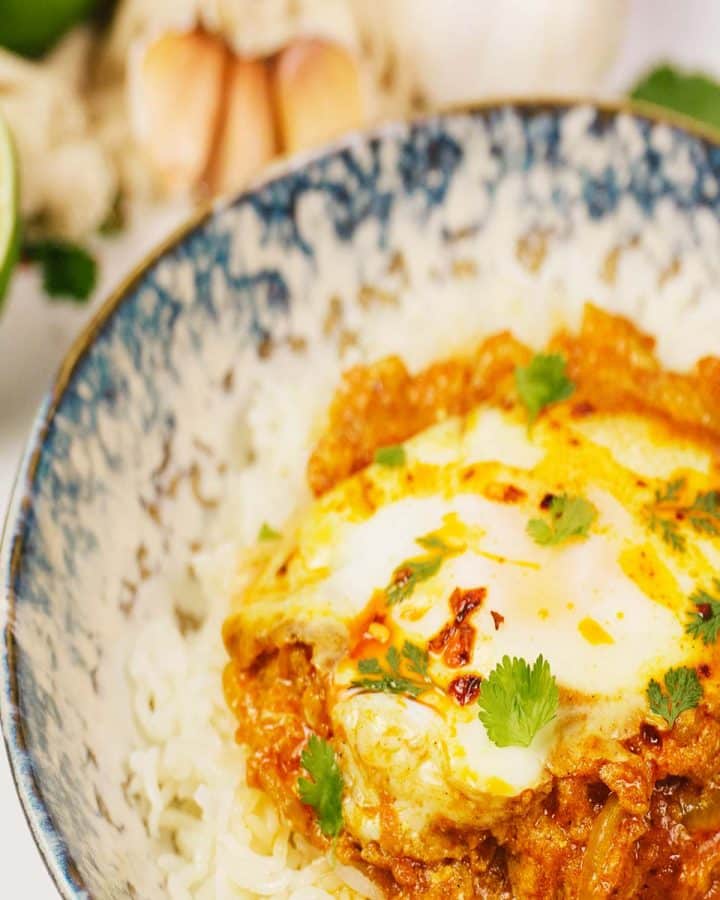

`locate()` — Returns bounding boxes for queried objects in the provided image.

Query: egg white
[231,402,717,842]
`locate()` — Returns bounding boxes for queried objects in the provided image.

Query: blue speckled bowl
[4,101,720,898]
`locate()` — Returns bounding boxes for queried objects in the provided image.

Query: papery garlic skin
[105,0,358,64]
[0,29,117,238]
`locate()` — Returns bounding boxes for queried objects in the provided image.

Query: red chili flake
[540,493,555,510]
[429,588,486,669]
[485,482,527,504]
[502,485,526,503]
[451,587,487,623]
[428,624,453,655]
[391,566,413,590]
[490,610,505,631]
[571,401,596,418]
[699,663,711,679]
[697,604,713,622]
[448,674,483,706]
[640,723,662,747]
[444,626,475,668]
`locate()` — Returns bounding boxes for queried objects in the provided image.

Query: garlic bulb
[117,0,366,197]
[0,29,117,237]
[105,0,358,64]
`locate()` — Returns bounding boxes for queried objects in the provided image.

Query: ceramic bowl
[3,101,720,898]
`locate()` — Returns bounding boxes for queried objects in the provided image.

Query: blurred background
[1,0,720,892]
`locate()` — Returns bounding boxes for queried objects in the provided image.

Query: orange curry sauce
[223,305,720,899]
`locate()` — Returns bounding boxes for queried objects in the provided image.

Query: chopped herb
[401,640,429,676]
[527,494,597,546]
[23,238,97,302]
[689,491,720,537]
[297,735,344,838]
[647,514,686,552]
[645,478,720,552]
[686,578,720,645]
[631,65,720,131]
[415,533,453,552]
[655,479,684,505]
[647,666,703,727]
[385,524,466,606]
[515,354,575,426]
[351,641,432,698]
[374,444,406,467]
[478,655,559,748]
[386,555,442,606]
[258,522,281,541]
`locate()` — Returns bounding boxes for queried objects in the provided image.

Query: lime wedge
[0,0,97,59]
[0,113,20,310]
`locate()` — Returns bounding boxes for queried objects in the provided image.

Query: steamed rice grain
[126,108,720,898]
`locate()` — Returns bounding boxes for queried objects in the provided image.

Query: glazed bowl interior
[3,101,720,898]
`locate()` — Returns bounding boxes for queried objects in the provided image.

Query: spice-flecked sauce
[224,305,720,898]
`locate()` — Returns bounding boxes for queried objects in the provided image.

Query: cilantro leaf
[631,65,720,131]
[386,555,442,606]
[647,666,703,727]
[258,522,281,541]
[385,526,466,606]
[23,238,97,302]
[402,640,429,677]
[655,479,685,505]
[514,354,575,426]
[478,655,559,748]
[689,491,720,537]
[374,444,406,467]
[645,479,720,552]
[527,494,597,546]
[297,735,344,838]
[648,513,687,552]
[686,579,720,645]
[357,657,382,675]
[351,641,431,698]
[415,534,452,552]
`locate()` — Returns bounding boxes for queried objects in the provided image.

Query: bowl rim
[2,95,719,898]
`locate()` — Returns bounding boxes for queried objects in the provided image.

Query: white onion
[358,0,629,106]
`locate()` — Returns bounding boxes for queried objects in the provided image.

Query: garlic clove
[134,29,228,194]
[208,56,277,196]
[273,38,364,153]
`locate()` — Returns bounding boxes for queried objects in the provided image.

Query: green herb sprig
[477,654,559,748]
[515,354,575,427]
[647,667,703,727]
[23,238,97,302]
[351,641,432,699]
[631,65,720,131]
[297,735,344,838]
[686,578,720,645]
[374,444,406,467]
[527,494,597,546]
[385,528,463,606]
[646,478,720,552]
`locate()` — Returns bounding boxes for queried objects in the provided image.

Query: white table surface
[2,0,720,894]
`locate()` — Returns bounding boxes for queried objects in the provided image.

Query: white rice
[126,539,381,899]
[125,108,720,898]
